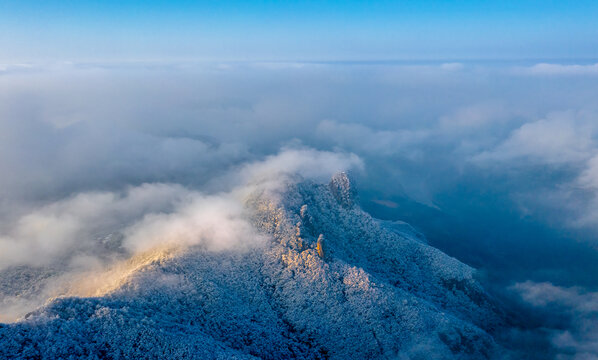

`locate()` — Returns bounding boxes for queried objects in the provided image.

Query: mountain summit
[0,173,506,359]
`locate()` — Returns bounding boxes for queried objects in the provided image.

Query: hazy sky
[1,0,598,62]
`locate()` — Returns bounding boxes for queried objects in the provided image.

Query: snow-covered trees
[0,173,506,359]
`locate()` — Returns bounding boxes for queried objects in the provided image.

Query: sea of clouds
[1,60,598,357]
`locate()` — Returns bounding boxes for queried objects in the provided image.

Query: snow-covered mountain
[0,173,508,359]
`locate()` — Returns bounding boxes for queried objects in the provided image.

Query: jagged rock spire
[329,172,357,208]
[316,234,326,259]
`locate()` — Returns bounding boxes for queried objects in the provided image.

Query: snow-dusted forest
[1,162,512,359]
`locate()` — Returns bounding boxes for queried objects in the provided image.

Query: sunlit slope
[0,173,505,359]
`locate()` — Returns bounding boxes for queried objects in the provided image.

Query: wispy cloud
[514,281,598,358]
[525,63,598,76]
[473,111,596,165]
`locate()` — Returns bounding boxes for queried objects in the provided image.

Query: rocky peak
[329,172,357,208]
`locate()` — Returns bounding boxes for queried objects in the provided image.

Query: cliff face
[0,174,506,359]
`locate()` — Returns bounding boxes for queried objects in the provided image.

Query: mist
[0,146,361,321]
[2,60,598,357]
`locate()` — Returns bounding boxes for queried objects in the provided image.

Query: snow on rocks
[0,173,506,359]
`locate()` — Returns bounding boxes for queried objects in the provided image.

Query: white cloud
[0,183,191,270]
[316,119,428,157]
[122,192,264,254]
[525,63,598,76]
[440,62,464,71]
[513,281,598,312]
[438,102,509,130]
[473,111,596,165]
[577,155,598,190]
[239,146,363,184]
[514,281,598,359]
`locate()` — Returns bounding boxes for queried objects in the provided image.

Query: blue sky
[1,0,597,62]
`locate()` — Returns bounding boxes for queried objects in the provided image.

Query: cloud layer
[1,60,598,356]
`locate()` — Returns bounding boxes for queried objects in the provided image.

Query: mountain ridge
[0,172,507,359]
